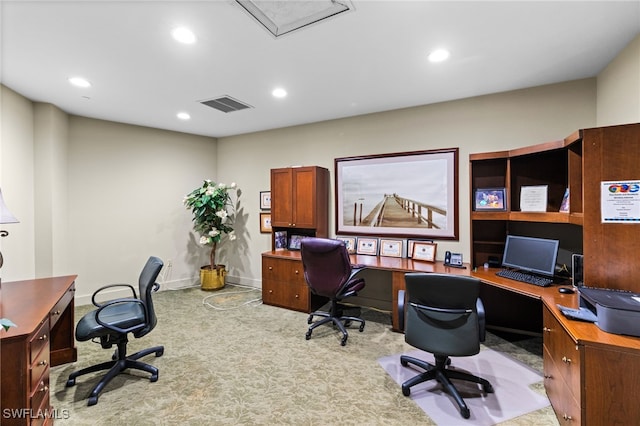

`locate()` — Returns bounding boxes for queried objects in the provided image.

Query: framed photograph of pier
[335,148,459,240]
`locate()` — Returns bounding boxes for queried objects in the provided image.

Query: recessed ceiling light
[177,112,191,120]
[272,88,287,98]
[428,49,450,63]
[68,77,91,88]
[172,27,197,44]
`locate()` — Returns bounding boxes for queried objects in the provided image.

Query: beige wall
[218,78,597,286]
[597,34,640,126]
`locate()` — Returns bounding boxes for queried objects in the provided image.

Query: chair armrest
[95,298,147,334]
[477,298,486,342]
[397,289,405,331]
[92,284,137,307]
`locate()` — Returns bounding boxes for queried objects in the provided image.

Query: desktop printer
[579,287,640,337]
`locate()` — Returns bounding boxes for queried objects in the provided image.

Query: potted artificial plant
[183,179,239,290]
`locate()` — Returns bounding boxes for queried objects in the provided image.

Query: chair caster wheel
[341,337,347,346]
[402,385,411,396]
[156,348,164,357]
[460,408,470,419]
[66,378,76,387]
[305,331,312,340]
[307,316,313,324]
[358,324,365,332]
[484,383,494,393]
[88,396,98,406]
[150,373,159,382]
[400,358,408,367]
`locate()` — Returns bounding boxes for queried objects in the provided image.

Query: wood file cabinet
[261,255,309,312]
[1,276,77,425]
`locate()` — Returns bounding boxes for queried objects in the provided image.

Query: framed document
[356,238,378,256]
[336,236,357,254]
[380,239,403,258]
[259,213,271,233]
[412,242,437,262]
[520,185,548,212]
[260,191,271,210]
[288,234,306,250]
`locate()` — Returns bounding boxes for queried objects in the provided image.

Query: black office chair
[398,273,493,419]
[66,256,165,406]
[300,237,366,346]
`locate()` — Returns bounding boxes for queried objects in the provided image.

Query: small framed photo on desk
[336,236,357,254]
[411,242,437,262]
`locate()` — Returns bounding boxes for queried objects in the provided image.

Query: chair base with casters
[305,299,365,346]
[66,334,164,406]
[400,353,494,419]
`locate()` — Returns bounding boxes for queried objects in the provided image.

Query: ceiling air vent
[200,96,253,113]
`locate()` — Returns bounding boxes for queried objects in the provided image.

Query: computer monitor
[501,235,559,277]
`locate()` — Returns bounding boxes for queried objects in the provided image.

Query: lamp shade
[0,189,19,224]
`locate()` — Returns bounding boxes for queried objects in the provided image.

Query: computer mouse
[558,287,575,294]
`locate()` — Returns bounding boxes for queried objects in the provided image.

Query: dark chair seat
[66,256,165,406]
[300,237,366,346]
[398,273,493,419]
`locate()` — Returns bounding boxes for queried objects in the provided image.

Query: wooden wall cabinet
[270,166,329,234]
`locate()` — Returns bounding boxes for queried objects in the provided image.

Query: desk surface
[0,275,77,340]
[263,250,640,351]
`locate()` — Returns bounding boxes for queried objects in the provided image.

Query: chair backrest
[135,256,164,337]
[300,237,353,298]
[404,273,481,357]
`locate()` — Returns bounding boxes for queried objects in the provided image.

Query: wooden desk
[262,251,640,424]
[1,276,77,425]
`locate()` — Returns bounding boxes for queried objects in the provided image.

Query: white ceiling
[2,1,639,138]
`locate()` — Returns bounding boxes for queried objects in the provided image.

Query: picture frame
[336,236,357,254]
[274,230,287,250]
[411,241,437,262]
[474,187,506,211]
[259,212,272,233]
[335,148,458,239]
[407,239,434,259]
[260,191,271,210]
[288,234,306,250]
[356,237,378,256]
[379,239,403,258]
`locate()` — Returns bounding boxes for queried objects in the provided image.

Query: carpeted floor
[50,285,559,425]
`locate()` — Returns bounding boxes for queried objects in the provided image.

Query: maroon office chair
[300,237,366,346]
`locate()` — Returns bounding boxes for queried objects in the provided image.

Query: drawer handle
[543,327,551,333]
[269,290,273,294]
[295,294,299,299]
[52,310,61,315]
[39,382,49,393]
[543,374,552,379]
[294,270,299,274]
[562,356,572,364]
[38,360,48,366]
[39,334,48,341]
[268,266,273,271]
[562,414,573,421]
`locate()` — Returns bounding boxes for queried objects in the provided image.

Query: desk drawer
[30,343,50,392]
[543,306,581,400]
[30,370,50,420]
[544,345,582,424]
[29,320,50,365]
[50,283,75,328]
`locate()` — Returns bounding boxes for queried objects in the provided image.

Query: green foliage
[183,180,239,268]
[1,318,17,332]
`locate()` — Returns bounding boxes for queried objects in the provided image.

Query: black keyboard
[496,269,554,287]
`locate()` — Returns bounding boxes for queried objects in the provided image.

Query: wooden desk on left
[1,275,77,425]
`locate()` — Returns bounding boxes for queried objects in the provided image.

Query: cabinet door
[291,167,317,229]
[271,168,293,227]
